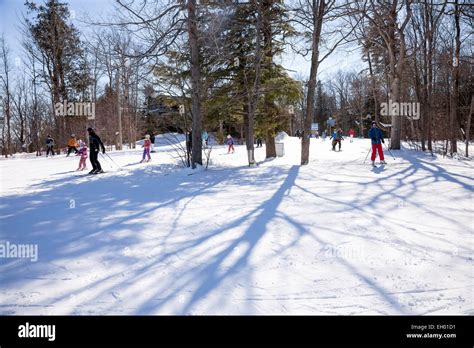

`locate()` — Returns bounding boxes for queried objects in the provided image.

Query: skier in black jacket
[87,127,106,174]
[45,135,55,157]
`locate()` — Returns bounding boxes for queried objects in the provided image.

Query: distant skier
[348,128,355,143]
[186,129,192,153]
[368,121,387,166]
[45,135,55,157]
[67,134,79,156]
[76,140,88,171]
[186,129,192,166]
[322,130,327,141]
[330,128,344,151]
[226,134,235,154]
[256,137,263,148]
[150,133,156,153]
[202,130,209,147]
[87,127,105,174]
[141,134,152,163]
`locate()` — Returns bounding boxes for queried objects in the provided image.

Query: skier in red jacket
[348,128,355,143]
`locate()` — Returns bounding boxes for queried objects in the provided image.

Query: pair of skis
[365,143,395,166]
[87,169,105,175]
[372,162,387,168]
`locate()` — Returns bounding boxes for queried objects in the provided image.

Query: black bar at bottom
[0,315,472,346]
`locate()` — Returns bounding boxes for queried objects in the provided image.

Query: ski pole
[105,153,121,168]
[101,152,121,168]
[363,147,371,164]
[383,142,396,160]
[99,153,114,169]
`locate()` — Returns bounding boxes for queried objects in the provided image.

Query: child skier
[76,140,88,171]
[141,134,152,163]
[330,128,344,151]
[368,121,387,166]
[226,135,235,154]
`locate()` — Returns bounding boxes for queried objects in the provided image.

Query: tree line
[0,0,472,165]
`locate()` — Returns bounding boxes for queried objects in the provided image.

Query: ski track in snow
[0,135,472,315]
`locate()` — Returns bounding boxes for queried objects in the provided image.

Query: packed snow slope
[0,135,472,315]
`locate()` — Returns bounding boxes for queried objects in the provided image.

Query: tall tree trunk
[381,1,411,150]
[245,0,263,166]
[4,78,11,158]
[265,134,276,157]
[218,120,223,144]
[262,0,276,159]
[465,96,473,157]
[116,71,123,150]
[244,105,255,165]
[187,0,202,168]
[301,0,325,165]
[390,80,401,150]
[31,53,40,155]
[450,0,461,155]
[1,38,12,157]
[426,24,433,152]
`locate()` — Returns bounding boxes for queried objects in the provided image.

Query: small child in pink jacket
[77,140,88,171]
[141,134,152,163]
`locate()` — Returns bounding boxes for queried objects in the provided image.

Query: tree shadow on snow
[0,146,472,315]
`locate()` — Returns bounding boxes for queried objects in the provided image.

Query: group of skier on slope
[44,127,153,175]
[68,128,106,174]
[44,121,387,173]
[329,121,387,166]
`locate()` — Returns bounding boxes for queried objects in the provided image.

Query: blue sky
[0,0,114,51]
[0,0,364,81]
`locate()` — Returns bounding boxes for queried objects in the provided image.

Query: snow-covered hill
[0,136,472,314]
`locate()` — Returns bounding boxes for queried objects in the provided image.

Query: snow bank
[275,131,289,142]
[136,133,186,147]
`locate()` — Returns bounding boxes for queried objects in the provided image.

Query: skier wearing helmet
[368,122,387,167]
[87,127,105,174]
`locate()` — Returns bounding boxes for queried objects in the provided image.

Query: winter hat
[227,135,231,139]
[87,127,93,132]
[145,134,150,139]
[372,121,376,126]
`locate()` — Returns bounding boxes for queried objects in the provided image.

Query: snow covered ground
[0,135,472,315]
